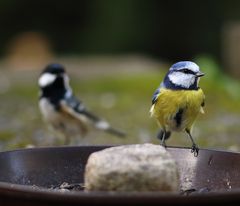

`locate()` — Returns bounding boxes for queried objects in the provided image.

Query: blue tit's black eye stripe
[180,68,196,75]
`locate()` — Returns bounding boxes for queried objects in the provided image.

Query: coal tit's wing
[60,95,126,137]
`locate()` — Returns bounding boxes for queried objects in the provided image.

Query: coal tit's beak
[196,71,205,77]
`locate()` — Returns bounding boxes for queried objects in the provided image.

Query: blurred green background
[1,0,240,151]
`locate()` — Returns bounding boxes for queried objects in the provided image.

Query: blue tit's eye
[182,69,189,73]
[181,69,194,74]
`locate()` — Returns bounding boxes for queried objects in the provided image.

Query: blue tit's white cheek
[38,73,57,87]
[168,72,195,88]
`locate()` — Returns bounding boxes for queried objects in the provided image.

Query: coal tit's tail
[94,120,126,138]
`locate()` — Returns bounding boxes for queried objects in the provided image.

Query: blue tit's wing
[152,87,161,105]
[152,82,165,105]
[150,83,165,116]
[60,95,126,137]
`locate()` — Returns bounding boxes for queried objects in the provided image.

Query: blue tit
[38,63,125,144]
[150,61,205,156]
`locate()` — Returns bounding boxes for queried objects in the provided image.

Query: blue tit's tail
[157,130,171,141]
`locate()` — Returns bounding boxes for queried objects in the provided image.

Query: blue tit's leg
[157,130,171,147]
[185,129,199,157]
[161,131,166,147]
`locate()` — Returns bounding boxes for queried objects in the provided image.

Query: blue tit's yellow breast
[151,88,205,131]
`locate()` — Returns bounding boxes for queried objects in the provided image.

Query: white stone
[84,144,179,192]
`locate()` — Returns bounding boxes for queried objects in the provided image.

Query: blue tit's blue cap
[169,61,200,72]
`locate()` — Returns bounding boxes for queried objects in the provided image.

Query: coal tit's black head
[39,63,67,88]
[42,63,65,75]
[38,63,72,103]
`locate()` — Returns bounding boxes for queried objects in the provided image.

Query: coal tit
[38,63,125,144]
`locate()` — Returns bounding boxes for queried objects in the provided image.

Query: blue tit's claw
[191,144,199,157]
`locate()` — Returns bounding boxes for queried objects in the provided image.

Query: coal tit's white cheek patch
[168,72,195,89]
[38,73,57,87]
[63,74,72,91]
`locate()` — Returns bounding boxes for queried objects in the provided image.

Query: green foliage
[195,55,240,112]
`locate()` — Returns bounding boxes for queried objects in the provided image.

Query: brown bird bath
[0,145,240,206]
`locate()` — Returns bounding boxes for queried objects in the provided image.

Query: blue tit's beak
[196,71,205,77]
